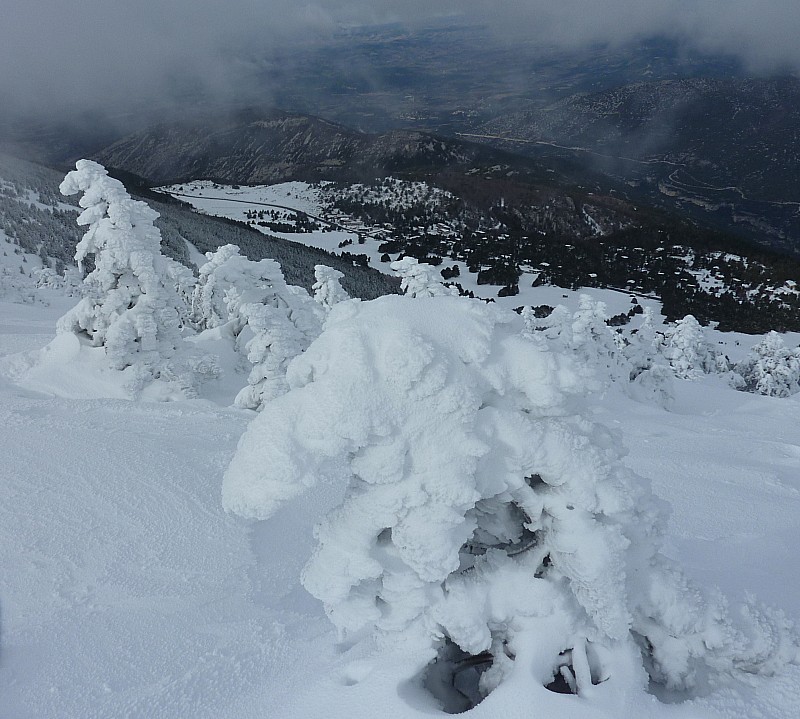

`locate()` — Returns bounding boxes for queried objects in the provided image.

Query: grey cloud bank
[2,0,799,121]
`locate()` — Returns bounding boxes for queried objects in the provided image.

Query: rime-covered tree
[734,331,800,397]
[569,295,622,381]
[189,243,324,409]
[312,264,350,310]
[56,160,220,398]
[223,295,792,710]
[523,298,620,388]
[391,256,452,297]
[58,160,186,377]
[661,315,719,379]
[623,308,674,407]
[233,295,322,410]
[191,244,288,332]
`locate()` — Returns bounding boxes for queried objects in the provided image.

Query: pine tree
[58,160,185,377]
[312,265,350,310]
[734,332,800,397]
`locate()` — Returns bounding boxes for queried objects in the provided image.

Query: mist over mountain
[91,110,515,186]
[472,75,800,253]
[2,1,800,127]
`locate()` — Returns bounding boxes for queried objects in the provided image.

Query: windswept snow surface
[2,269,800,717]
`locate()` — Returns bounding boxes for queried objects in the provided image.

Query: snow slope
[1,266,799,717]
[0,315,333,719]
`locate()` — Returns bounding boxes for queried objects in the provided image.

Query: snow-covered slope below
[154,180,658,315]
[0,302,334,719]
[2,276,799,718]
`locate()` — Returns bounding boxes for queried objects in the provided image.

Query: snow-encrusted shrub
[662,315,720,379]
[312,264,350,310]
[391,256,453,297]
[57,160,216,396]
[223,295,792,708]
[733,331,800,397]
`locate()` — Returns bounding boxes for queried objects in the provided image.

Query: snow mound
[224,294,797,711]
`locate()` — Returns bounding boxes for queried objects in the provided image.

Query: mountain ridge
[94,109,517,186]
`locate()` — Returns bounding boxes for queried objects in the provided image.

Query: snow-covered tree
[58,160,186,377]
[662,315,719,379]
[569,295,622,381]
[391,256,453,297]
[56,160,220,398]
[223,295,792,710]
[523,304,572,343]
[312,264,349,310]
[523,298,621,389]
[733,331,800,397]
[163,258,197,328]
[233,294,322,410]
[623,308,674,408]
[189,243,324,410]
[191,244,288,332]
[33,266,64,289]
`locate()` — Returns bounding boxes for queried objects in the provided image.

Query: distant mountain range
[473,77,800,253]
[93,110,516,186]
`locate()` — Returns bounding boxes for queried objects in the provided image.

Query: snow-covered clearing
[2,237,800,718]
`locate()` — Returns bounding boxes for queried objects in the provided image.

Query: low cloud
[2,0,799,124]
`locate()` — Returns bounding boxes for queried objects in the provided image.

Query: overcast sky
[2,0,800,122]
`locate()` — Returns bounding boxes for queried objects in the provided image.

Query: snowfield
[2,183,800,717]
[3,288,800,718]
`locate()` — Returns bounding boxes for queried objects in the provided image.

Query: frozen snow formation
[661,314,722,379]
[55,160,216,397]
[312,264,350,310]
[188,245,324,410]
[223,294,795,711]
[391,256,454,297]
